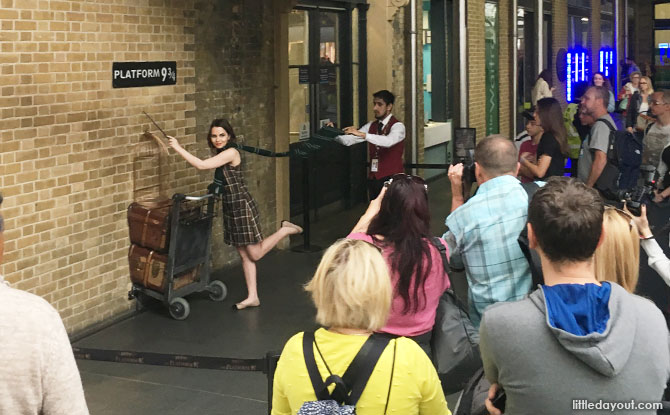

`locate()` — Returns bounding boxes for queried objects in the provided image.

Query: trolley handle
[185,194,215,201]
[172,193,216,202]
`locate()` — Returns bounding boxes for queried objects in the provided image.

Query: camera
[612,165,657,216]
[452,128,477,198]
[615,185,654,216]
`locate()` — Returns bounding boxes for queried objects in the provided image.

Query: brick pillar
[591,0,601,77]
[498,0,511,138]
[467,0,486,138]
[552,0,569,107]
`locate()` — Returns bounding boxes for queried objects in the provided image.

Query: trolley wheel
[168,297,190,320]
[208,280,227,302]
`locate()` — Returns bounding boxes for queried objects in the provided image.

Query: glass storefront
[288,2,368,216]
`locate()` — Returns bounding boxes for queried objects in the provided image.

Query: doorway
[288,3,367,217]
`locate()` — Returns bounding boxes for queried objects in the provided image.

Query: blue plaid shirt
[443,175,534,327]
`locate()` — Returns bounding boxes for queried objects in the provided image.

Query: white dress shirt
[335,114,406,148]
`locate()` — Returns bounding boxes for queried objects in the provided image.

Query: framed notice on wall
[112,61,177,88]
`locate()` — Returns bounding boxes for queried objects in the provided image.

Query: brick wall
[467,0,486,139]
[0,0,279,332]
[498,0,510,139]
[552,0,568,107]
[190,0,279,270]
[633,0,654,76]
[591,0,601,76]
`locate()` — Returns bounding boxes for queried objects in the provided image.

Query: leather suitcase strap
[145,250,155,287]
[141,210,151,248]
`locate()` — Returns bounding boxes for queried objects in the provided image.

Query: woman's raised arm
[168,136,238,170]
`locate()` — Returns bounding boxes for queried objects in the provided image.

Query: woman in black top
[519,97,569,180]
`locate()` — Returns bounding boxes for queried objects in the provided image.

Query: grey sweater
[480,282,670,415]
[0,277,89,415]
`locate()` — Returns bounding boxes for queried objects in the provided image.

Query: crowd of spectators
[2,68,670,415]
[271,126,670,413]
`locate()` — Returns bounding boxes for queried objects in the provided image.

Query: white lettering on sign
[113,68,167,80]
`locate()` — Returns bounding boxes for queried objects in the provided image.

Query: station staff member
[335,90,406,200]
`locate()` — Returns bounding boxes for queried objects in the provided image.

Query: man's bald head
[474,135,518,178]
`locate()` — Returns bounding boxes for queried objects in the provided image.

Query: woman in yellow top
[271,239,450,415]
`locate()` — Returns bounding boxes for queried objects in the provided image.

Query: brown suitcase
[128,244,199,293]
[127,201,171,253]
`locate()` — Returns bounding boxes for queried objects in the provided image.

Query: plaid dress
[213,161,263,246]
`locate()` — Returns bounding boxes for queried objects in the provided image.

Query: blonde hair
[594,209,640,293]
[304,239,391,331]
[641,76,654,94]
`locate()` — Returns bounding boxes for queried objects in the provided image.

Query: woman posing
[519,97,569,181]
[169,119,302,310]
[347,174,450,355]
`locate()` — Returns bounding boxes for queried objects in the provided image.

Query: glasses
[384,173,428,190]
[651,100,668,106]
[640,82,648,85]
[604,205,634,231]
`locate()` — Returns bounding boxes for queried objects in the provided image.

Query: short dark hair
[373,90,395,106]
[589,85,610,109]
[528,177,604,263]
[474,135,518,177]
[206,118,237,152]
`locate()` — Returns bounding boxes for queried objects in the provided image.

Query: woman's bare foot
[280,220,303,235]
[233,298,261,310]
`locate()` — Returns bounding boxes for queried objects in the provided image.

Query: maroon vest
[367,116,404,179]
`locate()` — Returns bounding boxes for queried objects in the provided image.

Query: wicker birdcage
[133,131,170,208]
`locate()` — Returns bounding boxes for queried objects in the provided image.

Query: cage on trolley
[127,193,226,320]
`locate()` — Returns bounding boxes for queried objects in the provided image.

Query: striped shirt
[443,175,533,327]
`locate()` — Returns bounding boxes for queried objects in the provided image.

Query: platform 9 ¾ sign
[112,61,177,88]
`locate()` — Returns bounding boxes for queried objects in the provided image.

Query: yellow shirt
[272,328,450,415]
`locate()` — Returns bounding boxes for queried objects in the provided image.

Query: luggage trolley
[127,193,227,320]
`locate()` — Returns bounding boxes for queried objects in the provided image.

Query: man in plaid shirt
[443,136,535,327]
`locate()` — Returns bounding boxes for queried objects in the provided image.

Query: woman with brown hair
[347,174,450,355]
[169,119,302,310]
[519,97,569,180]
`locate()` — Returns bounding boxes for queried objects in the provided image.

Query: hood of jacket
[530,282,636,377]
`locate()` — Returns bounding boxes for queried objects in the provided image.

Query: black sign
[298,66,309,84]
[112,61,177,88]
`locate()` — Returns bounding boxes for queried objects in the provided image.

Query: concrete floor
[75,176,465,415]
[74,175,670,414]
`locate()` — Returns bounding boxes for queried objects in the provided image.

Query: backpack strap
[302,331,333,401]
[520,181,540,201]
[590,118,618,162]
[596,117,617,132]
[645,121,655,136]
[302,330,392,406]
[341,333,391,405]
[428,236,451,275]
[518,182,544,289]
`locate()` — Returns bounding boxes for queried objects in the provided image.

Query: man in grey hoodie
[480,177,670,415]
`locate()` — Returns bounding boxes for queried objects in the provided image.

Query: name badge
[371,158,379,172]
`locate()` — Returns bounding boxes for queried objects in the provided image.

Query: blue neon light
[600,51,604,73]
[581,52,585,81]
[567,52,573,102]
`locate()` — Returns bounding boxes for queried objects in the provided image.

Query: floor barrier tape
[73,347,270,373]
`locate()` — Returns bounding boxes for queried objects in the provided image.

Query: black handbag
[429,237,483,395]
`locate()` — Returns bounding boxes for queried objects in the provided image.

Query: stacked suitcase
[126,193,225,320]
[127,201,198,295]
